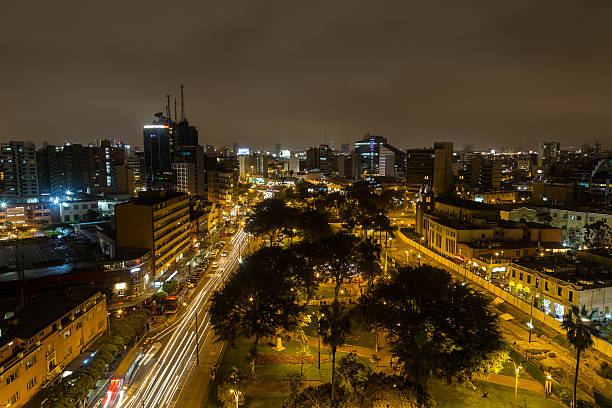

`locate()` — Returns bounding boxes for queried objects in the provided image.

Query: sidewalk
[475,373,544,394]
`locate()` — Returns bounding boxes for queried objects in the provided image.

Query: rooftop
[0,286,103,348]
[131,191,188,205]
[513,254,611,287]
[435,196,500,211]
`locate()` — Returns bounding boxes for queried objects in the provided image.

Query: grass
[315,284,336,299]
[303,305,377,350]
[429,378,565,408]
[242,395,286,407]
[221,336,372,383]
[209,336,373,407]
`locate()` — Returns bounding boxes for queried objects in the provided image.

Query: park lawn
[221,337,372,383]
[303,305,377,350]
[429,379,565,408]
[316,284,336,299]
[243,395,287,407]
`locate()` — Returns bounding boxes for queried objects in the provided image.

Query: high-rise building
[355,134,386,177]
[173,120,198,148]
[62,144,91,194]
[340,143,350,154]
[36,145,64,196]
[538,142,561,165]
[354,134,405,179]
[143,113,175,190]
[405,148,435,196]
[0,141,39,197]
[172,145,205,196]
[433,142,454,196]
[208,168,239,205]
[306,145,335,176]
[88,140,130,194]
[115,191,190,278]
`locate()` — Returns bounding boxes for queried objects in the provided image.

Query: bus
[165,296,179,314]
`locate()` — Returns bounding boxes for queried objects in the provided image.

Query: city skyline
[2,1,612,149]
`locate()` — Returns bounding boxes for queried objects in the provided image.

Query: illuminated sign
[237,147,250,156]
[144,125,169,129]
[130,267,140,273]
[492,267,506,272]
[454,255,464,262]
[280,149,291,158]
[115,282,126,290]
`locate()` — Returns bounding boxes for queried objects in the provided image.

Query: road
[97,228,249,408]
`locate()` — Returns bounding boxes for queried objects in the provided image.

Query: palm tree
[561,305,600,407]
[318,301,352,402]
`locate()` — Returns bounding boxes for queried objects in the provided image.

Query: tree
[318,301,352,402]
[217,367,245,408]
[356,238,383,351]
[246,198,295,245]
[86,208,99,220]
[291,208,331,241]
[337,352,373,393]
[209,247,303,375]
[357,238,382,291]
[312,232,359,301]
[294,315,312,377]
[584,220,612,249]
[562,305,600,408]
[358,265,504,386]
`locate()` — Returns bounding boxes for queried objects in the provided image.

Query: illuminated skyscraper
[143,113,174,190]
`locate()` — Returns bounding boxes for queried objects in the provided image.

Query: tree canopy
[209,246,304,374]
[358,265,504,385]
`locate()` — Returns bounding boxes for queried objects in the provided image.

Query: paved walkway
[475,373,544,394]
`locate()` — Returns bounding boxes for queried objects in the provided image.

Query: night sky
[2,1,612,151]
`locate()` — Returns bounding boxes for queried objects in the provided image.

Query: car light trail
[121,228,248,408]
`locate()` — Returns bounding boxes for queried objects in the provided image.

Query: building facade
[0,142,39,198]
[115,191,190,278]
[0,289,107,408]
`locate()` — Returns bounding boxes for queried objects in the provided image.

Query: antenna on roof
[174,97,178,125]
[180,84,186,122]
[166,94,172,122]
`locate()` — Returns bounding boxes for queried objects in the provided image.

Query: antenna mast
[166,94,172,122]
[180,84,186,122]
[174,98,178,124]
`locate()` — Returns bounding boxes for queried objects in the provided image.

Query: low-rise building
[507,255,611,322]
[0,288,108,407]
[502,206,612,247]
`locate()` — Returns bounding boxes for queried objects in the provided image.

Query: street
[93,228,249,408]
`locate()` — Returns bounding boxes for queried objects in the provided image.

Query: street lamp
[417,254,421,266]
[229,389,241,408]
[528,293,539,344]
[514,362,524,408]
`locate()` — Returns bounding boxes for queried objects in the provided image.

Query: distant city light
[144,125,169,129]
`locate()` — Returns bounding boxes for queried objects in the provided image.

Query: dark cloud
[1,0,611,150]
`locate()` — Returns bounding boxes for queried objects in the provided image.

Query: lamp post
[514,362,523,408]
[229,389,241,408]
[528,293,539,344]
[315,311,324,369]
[417,254,421,266]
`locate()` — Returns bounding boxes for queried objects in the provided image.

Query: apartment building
[0,288,107,407]
[115,191,190,278]
[208,169,238,206]
[502,206,612,247]
[0,141,39,198]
